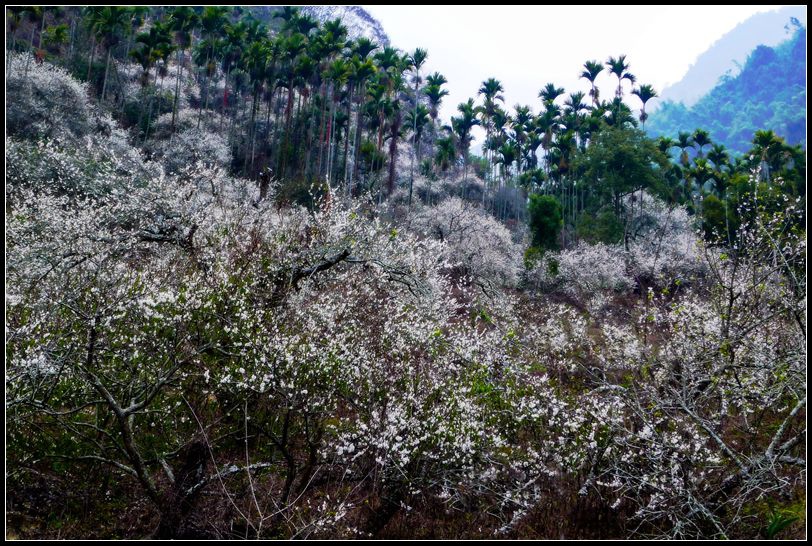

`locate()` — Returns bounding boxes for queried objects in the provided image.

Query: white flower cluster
[410,197,522,286]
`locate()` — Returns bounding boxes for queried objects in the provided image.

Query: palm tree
[450,98,481,197]
[121,7,148,69]
[692,128,712,158]
[707,144,729,198]
[325,57,350,184]
[20,6,44,77]
[631,83,657,125]
[195,6,230,129]
[538,82,565,106]
[707,143,729,171]
[373,45,403,158]
[605,54,631,98]
[314,19,349,179]
[274,6,301,32]
[434,132,456,174]
[145,28,175,144]
[656,136,676,159]
[407,47,428,209]
[219,19,247,124]
[690,157,713,194]
[604,97,636,127]
[348,52,377,192]
[6,7,26,55]
[511,104,533,175]
[167,6,199,134]
[535,103,560,173]
[40,22,69,58]
[580,60,603,107]
[676,131,694,167]
[130,20,173,140]
[478,77,505,202]
[244,36,273,174]
[495,140,517,180]
[751,129,790,178]
[424,72,449,128]
[87,6,129,101]
[405,103,430,195]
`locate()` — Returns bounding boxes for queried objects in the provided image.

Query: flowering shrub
[149,128,232,175]
[150,107,218,140]
[7,53,94,141]
[410,197,522,287]
[557,242,634,294]
[625,193,706,286]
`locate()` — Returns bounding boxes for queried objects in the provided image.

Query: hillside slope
[656,6,807,108]
[646,26,806,155]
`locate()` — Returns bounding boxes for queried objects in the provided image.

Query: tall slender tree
[580,60,603,108]
[478,77,505,204]
[87,6,129,101]
[407,47,428,209]
[606,54,631,98]
[631,83,657,125]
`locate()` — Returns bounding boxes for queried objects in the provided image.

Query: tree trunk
[387,107,401,196]
[351,82,366,194]
[144,70,166,145]
[342,83,354,194]
[171,49,185,135]
[196,51,210,130]
[316,80,328,179]
[408,72,419,210]
[153,441,208,539]
[101,47,112,102]
[86,36,96,83]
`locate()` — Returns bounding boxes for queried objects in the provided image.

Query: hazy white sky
[363,5,797,147]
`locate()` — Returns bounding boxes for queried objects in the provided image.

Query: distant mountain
[646,25,806,156]
[655,6,807,109]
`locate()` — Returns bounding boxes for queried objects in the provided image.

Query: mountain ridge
[654,6,807,110]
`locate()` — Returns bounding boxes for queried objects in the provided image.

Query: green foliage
[763,509,800,539]
[573,124,669,213]
[527,193,562,250]
[276,176,329,209]
[576,208,625,244]
[701,194,730,240]
[523,246,543,269]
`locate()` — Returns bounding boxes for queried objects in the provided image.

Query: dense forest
[647,21,806,155]
[6,6,807,540]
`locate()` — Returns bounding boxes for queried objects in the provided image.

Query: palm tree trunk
[327,87,339,185]
[86,36,96,83]
[143,70,166,145]
[171,49,185,135]
[316,80,328,179]
[220,64,231,132]
[342,83,354,194]
[387,108,401,195]
[351,82,366,194]
[37,14,45,51]
[101,47,112,101]
[280,86,295,178]
[408,72,419,210]
[196,51,210,130]
[250,88,262,175]
[324,83,335,184]
[24,25,36,81]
